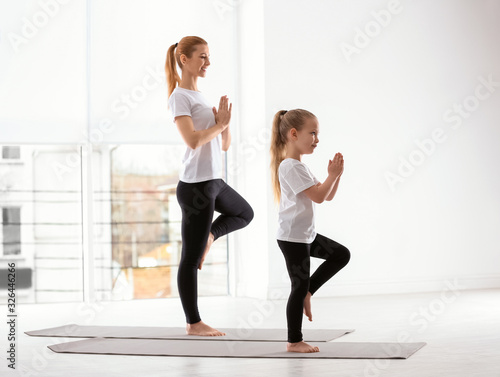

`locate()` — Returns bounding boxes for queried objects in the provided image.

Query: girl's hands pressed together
[328,152,344,178]
[212,95,232,131]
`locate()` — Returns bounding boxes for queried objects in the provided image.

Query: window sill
[0,256,26,262]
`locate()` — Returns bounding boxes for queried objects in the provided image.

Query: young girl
[270,109,351,353]
[165,36,254,336]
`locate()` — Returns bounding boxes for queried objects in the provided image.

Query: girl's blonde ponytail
[269,109,317,203]
[270,110,288,203]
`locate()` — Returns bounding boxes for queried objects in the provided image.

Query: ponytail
[269,109,317,203]
[165,36,208,99]
[165,43,181,98]
[270,110,288,203]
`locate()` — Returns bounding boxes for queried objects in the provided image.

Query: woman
[165,36,254,336]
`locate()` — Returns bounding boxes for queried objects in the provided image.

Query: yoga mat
[26,324,354,342]
[48,338,426,359]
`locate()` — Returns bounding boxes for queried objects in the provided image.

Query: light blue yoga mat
[26,324,354,342]
[48,337,426,359]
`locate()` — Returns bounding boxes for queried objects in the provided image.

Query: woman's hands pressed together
[212,95,232,131]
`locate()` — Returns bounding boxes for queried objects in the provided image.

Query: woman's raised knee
[243,206,254,224]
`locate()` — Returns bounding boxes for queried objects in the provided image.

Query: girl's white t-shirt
[277,158,320,244]
[168,87,222,183]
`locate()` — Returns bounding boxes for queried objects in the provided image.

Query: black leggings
[277,234,350,343]
[176,179,254,324]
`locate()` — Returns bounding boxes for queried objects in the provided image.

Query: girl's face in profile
[182,44,210,78]
[293,117,320,155]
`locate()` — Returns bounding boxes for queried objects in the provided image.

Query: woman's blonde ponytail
[165,43,181,98]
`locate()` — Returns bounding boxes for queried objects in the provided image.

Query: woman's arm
[221,126,231,151]
[174,96,232,150]
[214,95,232,151]
[175,115,226,150]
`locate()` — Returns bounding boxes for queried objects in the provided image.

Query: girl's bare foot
[287,341,320,353]
[199,232,214,270]
[303,291,313,321]
[186,321,226,336]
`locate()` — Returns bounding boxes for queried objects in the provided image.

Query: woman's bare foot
[186,321,226,336]
[303,291,313,321]
[287,341,320,353]
[199,232,214,270]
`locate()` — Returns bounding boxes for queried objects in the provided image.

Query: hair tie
[174,43,178,48]
[282,110,288,116]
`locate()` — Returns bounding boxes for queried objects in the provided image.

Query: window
[93,145,229,301]
[0,0,235,303]
[0,145,84,303]
[2,147,20,160]
[2,207,21,256]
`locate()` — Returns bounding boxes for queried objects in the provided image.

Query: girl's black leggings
[277,234,350,343]
[176,179,254,324]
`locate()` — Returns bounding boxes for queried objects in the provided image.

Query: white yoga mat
[48,337,426,359]
[26,324,354,342]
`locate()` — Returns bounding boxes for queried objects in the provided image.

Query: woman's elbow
[186,138,200,150]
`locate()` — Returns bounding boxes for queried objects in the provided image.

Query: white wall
[230,0,269,298]
[0,0,235,145]
[0,0,87,143]
[234,0,500,298]
[89,0,236,144]
[2,0,499,301]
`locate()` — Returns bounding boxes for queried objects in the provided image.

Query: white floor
[3,289,500,377]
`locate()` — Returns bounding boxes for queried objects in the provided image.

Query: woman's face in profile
[182,44,210,78]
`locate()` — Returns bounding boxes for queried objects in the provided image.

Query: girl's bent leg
[308,234,350,296]
[277,240,311,343]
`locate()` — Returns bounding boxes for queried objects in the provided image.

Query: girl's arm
[325,157,343,201]
[326,176,341,201]
[303,153,343,204]
[304,175,339,204]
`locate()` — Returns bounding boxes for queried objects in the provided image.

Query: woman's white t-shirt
[277,158,320,244]
[168,87,222,183]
